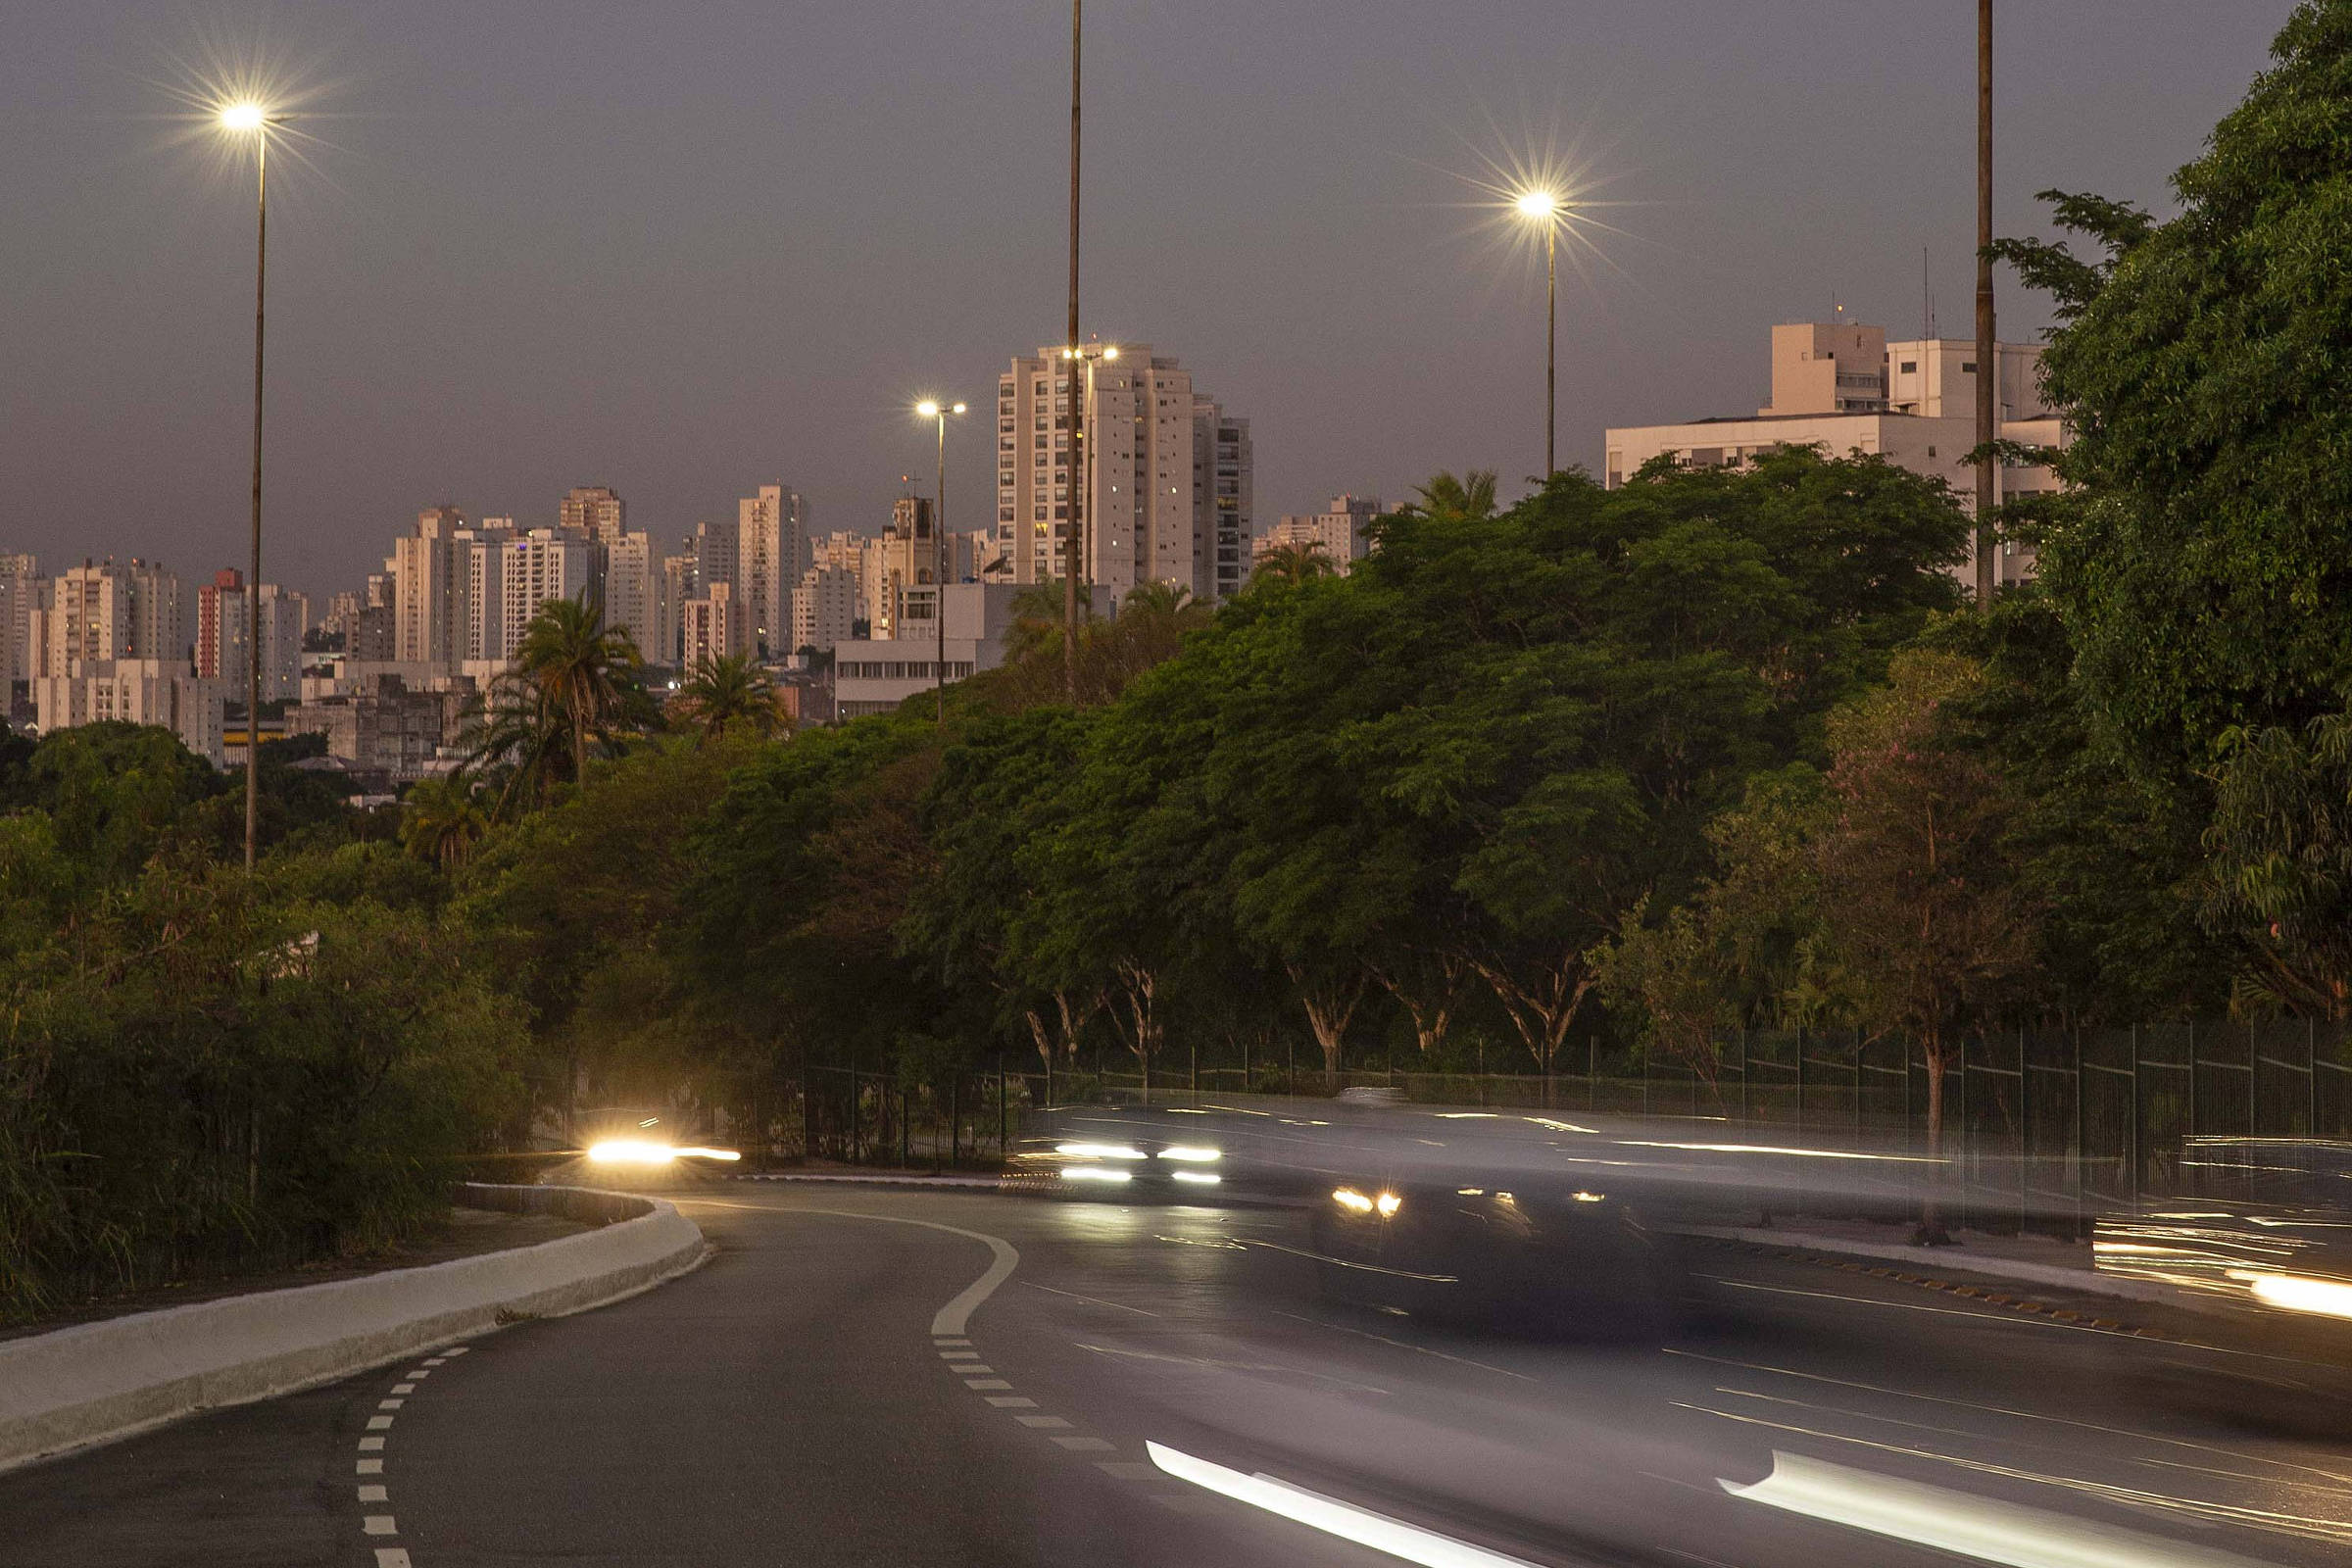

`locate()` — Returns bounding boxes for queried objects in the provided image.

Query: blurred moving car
[1307,1177,1685,1337]
[2094,1137,2352,1323]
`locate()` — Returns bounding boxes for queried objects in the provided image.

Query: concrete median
[0,1182,706,1475]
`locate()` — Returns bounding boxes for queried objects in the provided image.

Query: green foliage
[2010,3,2352,759]
[671,653,787,741]
[2200,706,2352,1018]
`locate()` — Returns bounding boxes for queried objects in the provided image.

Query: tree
[1992,5,2352,760]
[1250,541,1333,588]
[1814,650,2035,1236]
[2200,707,2352,1019]
[508,596,646,782]
[672,654,786,741]
[400,776,489,871]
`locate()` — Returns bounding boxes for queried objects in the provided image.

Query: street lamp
[1058,340,1117,699]
[916,399,966,726]
[219,101,286,870]
[1513,188,1565,479]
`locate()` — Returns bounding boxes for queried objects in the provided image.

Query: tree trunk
[1287,964,1364,1089]
[1918,1031,1952,1245]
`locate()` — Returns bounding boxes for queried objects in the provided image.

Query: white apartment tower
[994,343,1250,604]
[41,560,182,676]
[792,564,858,655]
[392,507,469,663]
[735,485,806,658]
[501,530,597,658]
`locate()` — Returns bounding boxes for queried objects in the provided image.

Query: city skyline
[5,3,2298,604]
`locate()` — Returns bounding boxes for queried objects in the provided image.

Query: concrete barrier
[0,1183,706,1475]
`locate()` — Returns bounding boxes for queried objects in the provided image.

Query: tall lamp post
[1975,0,1997,610]
[1514,188,1565,479]
[220,102,284,870]
[1065,0,1084,702]
[915,400,966,727]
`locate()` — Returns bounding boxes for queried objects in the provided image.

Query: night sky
[2,2,2299,601]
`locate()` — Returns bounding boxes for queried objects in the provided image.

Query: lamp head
[1102,345,1119,361]
[1514,189,1562,220]
[916,400,941,418]
[219,103,269,132]
[951,402,967,416]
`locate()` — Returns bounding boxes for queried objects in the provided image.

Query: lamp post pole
[1975,0,1998,610]
[220,104,286,870]
[917,401,965,728]
[1544,218,1556,477]
[246,129,266,868]
[1064,0,1084,703]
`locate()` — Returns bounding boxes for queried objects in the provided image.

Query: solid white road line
[1722,1449,2270,1568]
[689,1199,1023,1336]
[1148,1441,1546,1568]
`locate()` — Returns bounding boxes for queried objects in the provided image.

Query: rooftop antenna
[1924,246,1934,342]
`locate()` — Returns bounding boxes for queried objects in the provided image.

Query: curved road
[7,1184,2352,1566]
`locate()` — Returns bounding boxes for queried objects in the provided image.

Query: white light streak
[1149,1442,1544,1567]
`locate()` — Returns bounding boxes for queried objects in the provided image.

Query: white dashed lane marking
[1098,1462,1157,1480]
[378,1398,405,1409]
[392,1383,416,1394]
[358,1459,383,1475]
[1053,1437,1115,1451]
[363,1515,398,1535]
[359,1437,385,1452]
[374,1551,413,1568]
[986,1396,1037,1407]
[367,1416,395,1430]
[963,1378,1012,1390]
[1016,1415,1072,1429]
[360,1486,388,1502]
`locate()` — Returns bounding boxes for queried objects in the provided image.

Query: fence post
[802,1068,814,1165]
[2019,1027,2030,1237]
[1958,1033,1970,1233]
[2186,1018,2199,1144]
[2074,1029,2087,1240]
[951,1076,961,1168]
[2129,1024,2141,1208]
[902,1085,911,1169]
[1853,1032,1864,1150]
[1740,1029,1750,1128]
[1795,1026,1806,1141]
[2312,1017,2322,1139]
[1193,1040,1200,1108]
[1045,1051,1054,1113]
[849,1054,860,1164]
[1000,1061,1008,1156]
[2248,1022,2258,1140]
[1587,1035,1596,1114]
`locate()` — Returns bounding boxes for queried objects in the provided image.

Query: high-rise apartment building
[735,485,806,658]
[392,507,470,663]
[196,568,248,688]
[791,564,858,655]
[500,530,597,659]
[680,582,743,671]
[1255,495,1384,575]
[993,343,1250,604]
[0,554,42,691]
[559,485,626,540]
[654,552,695,666]
[1603,319,2063,588]
[602,530,654,657]
[40,560,182,677]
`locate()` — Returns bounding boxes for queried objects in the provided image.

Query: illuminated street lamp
[219,101,286,869]
[916,399,967,726]
[1514,188,1566,479]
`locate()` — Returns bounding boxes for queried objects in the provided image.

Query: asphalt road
[7,1184,2352,1567]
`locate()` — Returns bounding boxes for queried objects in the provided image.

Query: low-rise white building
[1604,320,2065,587]
[831,583,1021,719]
[33,660,224,765]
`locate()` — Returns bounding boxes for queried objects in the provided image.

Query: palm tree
[1249,542,1334,588]
[672,653,786,741]
[508,596,644,782]
[1006,578,1090,664]
[1407,470,1499,520]
[400,774,488,870]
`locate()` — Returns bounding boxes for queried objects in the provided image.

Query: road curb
[0,1183,706,1476]
[736,1172,1006,1189]
[1669,1224,2219,1314]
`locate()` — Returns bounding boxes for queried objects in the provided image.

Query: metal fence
[709,1021,2352,1237]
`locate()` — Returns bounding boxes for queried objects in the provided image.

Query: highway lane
[6,1183,2352,1566]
